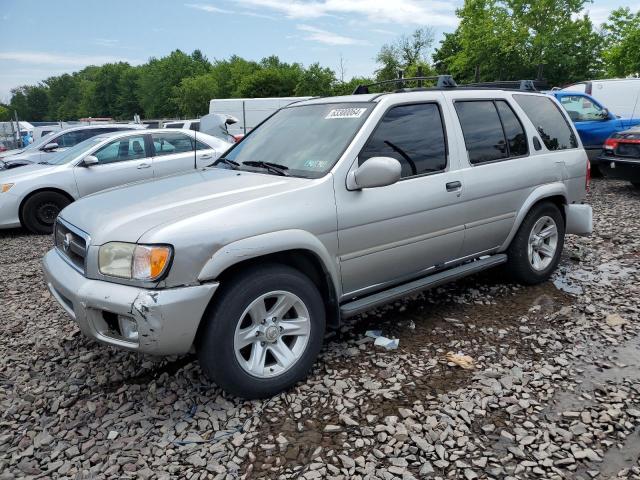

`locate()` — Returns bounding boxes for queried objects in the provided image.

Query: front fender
[197,229,341,297]
[499,183,568,251]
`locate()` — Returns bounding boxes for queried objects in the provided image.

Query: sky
[0,0,638,102]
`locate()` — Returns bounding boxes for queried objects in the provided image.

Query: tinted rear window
[514,95,578,150]
[454,101,508,164]
[495,101,528,157]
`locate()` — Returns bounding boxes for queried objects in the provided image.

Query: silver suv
[43,78,593,398]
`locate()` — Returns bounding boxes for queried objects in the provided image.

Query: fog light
[118,315,139,342]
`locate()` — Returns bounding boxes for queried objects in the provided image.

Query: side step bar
[340,254,507,318]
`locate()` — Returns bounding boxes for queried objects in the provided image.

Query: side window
[559,95,606,122]
[196,140,210,150]
[359,103,447,178]
[514,95,578,150]
[454,101,508,164]
[94,135,148,164]
[152,132,194,157]
[495,101,528,157]
[189,122,200,132]
[56,130,93,147]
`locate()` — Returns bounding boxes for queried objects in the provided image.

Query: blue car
[548,91,640,169]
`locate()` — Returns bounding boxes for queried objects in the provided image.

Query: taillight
[233,134,244,143]
[603,137,619,151]
[586,159,591,192]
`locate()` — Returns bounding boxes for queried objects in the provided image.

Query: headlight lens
[99,242,172,280]
[1,183,14,193]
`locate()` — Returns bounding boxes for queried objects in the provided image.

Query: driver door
[73,134,154,197]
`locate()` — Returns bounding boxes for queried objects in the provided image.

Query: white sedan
[0,129,231,233]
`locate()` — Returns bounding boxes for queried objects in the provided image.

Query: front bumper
[42,248,218,355]
[0,192,22,228]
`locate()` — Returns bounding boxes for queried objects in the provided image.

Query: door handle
[446,181,462,192]
[137,163,151,169]
[199,154,213,159]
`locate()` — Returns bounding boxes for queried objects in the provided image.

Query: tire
[505,201,565,285]
[197,264,326,399]
[21,191,71,234]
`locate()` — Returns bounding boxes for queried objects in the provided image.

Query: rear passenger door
[336,101,466,297]
[151,131,215,177]
[74,134,154,197]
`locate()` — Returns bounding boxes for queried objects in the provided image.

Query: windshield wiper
[38,161,50,165]
[211,157,240,169]
[242,161,289,176]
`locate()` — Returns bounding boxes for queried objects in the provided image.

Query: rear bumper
[564,204,592,236]
[42,248,218,355]
[598,156,640,183]
[0,192,21,228]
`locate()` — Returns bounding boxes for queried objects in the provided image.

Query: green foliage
[295,63,337,96]
[375,28,435,81]
[0,104,11,121]
[433,0,604,85]
[601,7,640,77]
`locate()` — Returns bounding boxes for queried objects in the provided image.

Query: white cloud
[0,51,139,67]
[185,3,234,14]
[94,38,119,47]
[236,0,458,27]
[297,24,369,45]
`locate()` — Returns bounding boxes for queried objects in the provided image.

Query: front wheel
[197,264,326,399]
[21,191,71,234]
[506,202,565,285]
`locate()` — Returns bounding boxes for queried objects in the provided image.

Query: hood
[0,162,58,181]
[59,168,309,245]
[620,117,640,129]
[0,149,41,163]
[0,158,35,171]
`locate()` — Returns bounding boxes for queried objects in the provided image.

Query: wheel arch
[501,184,568,251]
[18,187,75,225]
[198,231,341,328]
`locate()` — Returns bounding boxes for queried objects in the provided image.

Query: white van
[209,97,311,135]
[562,78,640,118]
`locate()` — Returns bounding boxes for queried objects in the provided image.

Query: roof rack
[461,80,545,91]
[352,75,457,95]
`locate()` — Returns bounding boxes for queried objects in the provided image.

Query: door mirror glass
[42,142,59,151]
[82,155,99,167]
[347,157,401,190]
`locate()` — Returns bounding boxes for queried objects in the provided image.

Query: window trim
[357,100,450,181]
[514,94,579,151]
[453,98,530,167]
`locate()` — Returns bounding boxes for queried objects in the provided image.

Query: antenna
[193,125,197,170]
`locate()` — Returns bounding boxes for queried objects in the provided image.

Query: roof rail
[462,80,544,91]
[352,75,457,95]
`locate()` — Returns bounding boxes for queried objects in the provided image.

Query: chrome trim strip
[465,212,516,229]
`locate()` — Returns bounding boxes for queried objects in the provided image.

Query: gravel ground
[1,178,640,480]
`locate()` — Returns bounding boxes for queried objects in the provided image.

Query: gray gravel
[1,178,640,479]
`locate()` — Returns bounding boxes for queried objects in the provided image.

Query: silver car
[0,129,231,233]
[0,124,147,165]
[43,82,593,398]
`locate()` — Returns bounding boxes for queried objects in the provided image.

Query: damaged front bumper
[42,248,218,355]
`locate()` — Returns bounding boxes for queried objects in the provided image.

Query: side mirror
[347,157,401,190]
[82,155,99,167]
[42,142,59,151]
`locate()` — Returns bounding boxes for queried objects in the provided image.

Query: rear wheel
[21,191,71,234]
[197,264,325,399]
[506,202,565,285]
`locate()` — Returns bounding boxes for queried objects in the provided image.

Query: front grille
[54,219,89,274]
[615,142,640,159]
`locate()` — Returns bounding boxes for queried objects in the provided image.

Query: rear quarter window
[514,95,578,150]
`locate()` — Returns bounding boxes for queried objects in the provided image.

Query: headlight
[1,183,14,193]
[99,242,172,281]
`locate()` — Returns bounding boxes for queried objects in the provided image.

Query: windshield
[22,131,57,151]
[44,136,106,165]
[220,102,374,178]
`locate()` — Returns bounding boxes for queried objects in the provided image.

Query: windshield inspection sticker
[325,107,367,119]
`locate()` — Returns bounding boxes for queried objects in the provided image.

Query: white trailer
[562,78,640,118]
[209,97,311,135]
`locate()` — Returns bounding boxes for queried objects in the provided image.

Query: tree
[236,57,302,97]
[9,85,50,121]
[295,63,337,96]
[433,0,603,86]
[375,28,435,81]
[0,104,11,121]
[172,72,219,117]
[601,8,640,77]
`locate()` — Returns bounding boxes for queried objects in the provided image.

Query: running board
[340,254,507,318]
